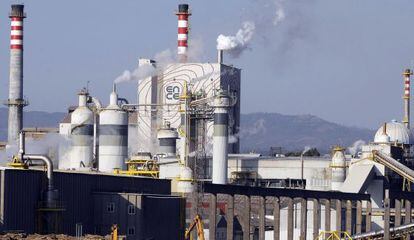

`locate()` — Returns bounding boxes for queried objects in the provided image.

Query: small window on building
[127,227,135,236]
[128,205,136,215]
[107,202,115,213]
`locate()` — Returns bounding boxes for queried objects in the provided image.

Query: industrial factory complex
[2,3,414,240]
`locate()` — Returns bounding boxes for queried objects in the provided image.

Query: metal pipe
[403,69,412,129]
[22,154,54,190]
[87,95,102,168]
[117,97,129,105]
[352,222,414,239]
[18,131,55,201]
[18,131,25,160]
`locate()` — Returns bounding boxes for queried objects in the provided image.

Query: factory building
[0,168,183,238]
[137,61,241,156]
[2,2,414,239]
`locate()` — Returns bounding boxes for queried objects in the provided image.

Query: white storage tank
[157,122,179,157]
[68,89,94,169]
[177,166,194,193]
[331,146,346,191]
[98,85,128,173]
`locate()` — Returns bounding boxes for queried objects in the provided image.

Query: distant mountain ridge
[239,112,375,154]
[0,108,375,154]
[0,107,65,141]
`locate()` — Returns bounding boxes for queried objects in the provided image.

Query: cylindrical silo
[212,90,230,184]
[98,85,128,173]
[331,146,346,191]
[69,89,94,169]
[157,122,178,157]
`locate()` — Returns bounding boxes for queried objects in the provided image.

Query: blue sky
[0,1,414,129]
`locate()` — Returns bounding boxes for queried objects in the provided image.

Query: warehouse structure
[0,168,183,238]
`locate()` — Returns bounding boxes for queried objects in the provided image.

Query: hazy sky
[0,1,413,129]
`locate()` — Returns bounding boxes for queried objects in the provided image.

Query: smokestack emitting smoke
[176,4,191,63]
[403,69,412,129]
[6,4,27,144]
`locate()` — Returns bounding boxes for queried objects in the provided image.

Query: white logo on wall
[165,84,181,103]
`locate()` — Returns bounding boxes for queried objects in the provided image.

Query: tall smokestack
[218,50,223,64]
[6,5,27,144]
[176,4,191,63]
[403,68,412,129]
[212,90,230,184]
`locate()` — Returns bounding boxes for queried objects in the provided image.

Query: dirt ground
[0,234,111,240]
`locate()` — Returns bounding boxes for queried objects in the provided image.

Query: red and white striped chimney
[176,4,191,63]
[10,12,24,50]
[6,4,27,143]
[403,69,412,129]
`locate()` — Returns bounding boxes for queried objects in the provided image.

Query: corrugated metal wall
[1,168,171,235]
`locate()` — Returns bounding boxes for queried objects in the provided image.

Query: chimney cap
[9,4,26,18]
[403,68,413,76]
[178,4,189,13]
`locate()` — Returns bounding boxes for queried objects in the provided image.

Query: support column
[226,195,234,240]
[336,200,342,232]
[395,199,401,227]
[346,200,352,234]
[300,198,307,240]
[287,198,294,240]
[209,194,217,240]
[356,200,362,234]
[325,199,331,232]
[259,196,265,240]
[243,195,250,240]
[366,201,372,232]
[405,199,411,224]
[384,194,390,240]
[273,197,280,240]
[313,199,320,240]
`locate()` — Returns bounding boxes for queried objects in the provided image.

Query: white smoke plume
[216,0,286,58]
[240,118,266,136]
[114,48,177,84]
[114,64,157,84]
[228,134,239,144]
[273,1,286,26]
[0,144,18,166]
[216,21,256,58]
[0,133,72,169]
[302,145,312,155]
[348,140,366,156]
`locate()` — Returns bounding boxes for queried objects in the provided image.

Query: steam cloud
[216,21,256,58]
[114,48,176,84]
[114,64,157,84]
[216,0,286,58]
[348,140,365,156]
[302,145,312,155]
